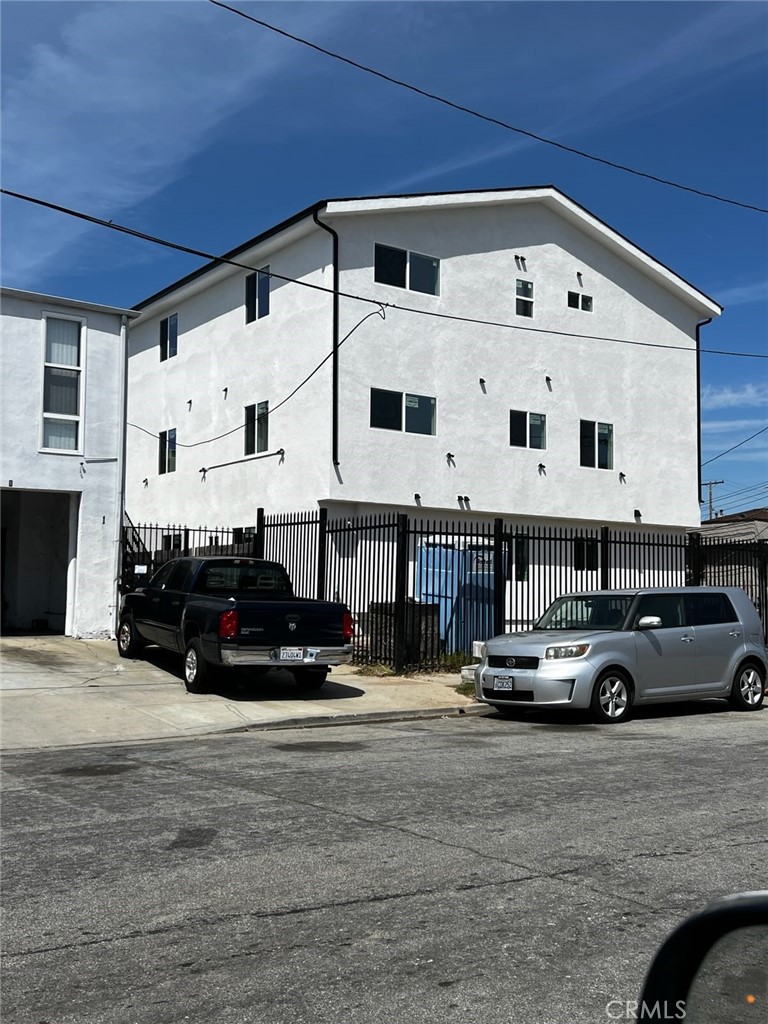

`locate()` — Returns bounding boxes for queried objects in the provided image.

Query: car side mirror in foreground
[638,891,768,1021]
[637,616,663,630]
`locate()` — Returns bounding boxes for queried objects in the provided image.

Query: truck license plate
[280,647,304,661]
[493,675,514,691]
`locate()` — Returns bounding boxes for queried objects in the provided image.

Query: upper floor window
[374,244,440,296]
[160,313,178,361]
[509,410,546,450]
[516,280,533,317]
[246,266,270,323]
[580,420,613,470]
[370,388,436,435]
[159,428,177,474]
[244,402,269,454]
[568,291,593,312]
[42,315,82,452]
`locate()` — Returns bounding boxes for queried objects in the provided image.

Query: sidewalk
[0,635,485,751]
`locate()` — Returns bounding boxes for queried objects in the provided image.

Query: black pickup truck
[117,556,354,693]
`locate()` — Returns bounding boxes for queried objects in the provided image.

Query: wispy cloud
[1,2,350,284]
[701,418,768,433]
[715,280,768,307]
[701,383,768,411]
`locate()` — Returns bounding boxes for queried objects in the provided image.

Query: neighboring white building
[1,288,138,637]
[125,186,722,534]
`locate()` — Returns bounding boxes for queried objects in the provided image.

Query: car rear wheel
[591,670,632,724]
[729,662,765,711]
[117,615,144,659]
[184,638,209,694]
[293,668,329,690]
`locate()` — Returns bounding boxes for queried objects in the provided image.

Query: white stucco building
[1,288,138,636]
[125,187,721,534]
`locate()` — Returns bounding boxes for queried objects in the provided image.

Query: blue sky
[2,0,766,515]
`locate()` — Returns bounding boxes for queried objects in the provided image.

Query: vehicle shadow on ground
[486,700,754,729]
[140,647,366,701]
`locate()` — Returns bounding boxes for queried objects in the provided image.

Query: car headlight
[472,640,487,659]
[545,644,590,660]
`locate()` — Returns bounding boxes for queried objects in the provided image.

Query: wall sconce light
[619,472,626,483]
[446,452,455,462]
[577,271,583,285]
[479,377,486,385]
[457,494,463,502]
[634,509,642,521]
[538,463,546,473]
[187,399,192,410]
[142,478,148,487]
[222,387,228,399]
[463,495,470,503]
[414,493,421,502]
[545,375,553,392]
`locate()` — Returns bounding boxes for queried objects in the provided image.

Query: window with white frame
[42,316,83,451]
[568,291,593,312]
[516,279,534,317]
[509,410,546,449]
[374,244,440,296]
[245,266,270,323]
[580,419,613,469]
[160,313,178,361]
[159,428,177,474]
[370,389,436,435]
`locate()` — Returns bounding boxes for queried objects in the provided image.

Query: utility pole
[701,480,724,521]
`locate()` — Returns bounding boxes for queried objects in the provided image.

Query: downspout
[112,313,129,636]
[695,317,713,510]
[312,208,340,466]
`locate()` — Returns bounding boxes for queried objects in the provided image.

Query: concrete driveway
[0,635,481,750]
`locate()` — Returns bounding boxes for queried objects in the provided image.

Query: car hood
[485,629,611,655]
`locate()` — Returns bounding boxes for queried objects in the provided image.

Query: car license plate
[279,647,304,661]
[493,675,514,691]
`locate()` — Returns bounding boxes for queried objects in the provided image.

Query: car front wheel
[117,615,144,659]
[184,638,209,694]
[729,662,765,711]
[591,670,632,724]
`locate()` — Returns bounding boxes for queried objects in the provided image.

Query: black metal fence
[122,511,767,670]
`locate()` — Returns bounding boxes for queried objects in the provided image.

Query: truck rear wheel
[184,638,209,694]
[117,615,144,659]
[293,668,329,690]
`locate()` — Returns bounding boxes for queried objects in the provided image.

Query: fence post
[757,539,767,641]
[393,513,409,673]
[493,518,504,636]
[317,507,328,601]
[686,532,702,585]
[600,526,610,590]
[182,528,189,557]
[254,507,265,559]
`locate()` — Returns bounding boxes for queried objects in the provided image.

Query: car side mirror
[637,615,663,629]
[638,891,768,1020]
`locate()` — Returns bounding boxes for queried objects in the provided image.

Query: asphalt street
[2,705,767,1024]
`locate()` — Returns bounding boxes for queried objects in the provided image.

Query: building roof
[1,286,140,318]
[702,506,768,525]
[133,185,722,317]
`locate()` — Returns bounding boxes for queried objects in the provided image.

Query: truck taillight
[343,611,354,643]
[218,609,239,639]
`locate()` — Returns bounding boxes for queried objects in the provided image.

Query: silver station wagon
[473,587,766,723]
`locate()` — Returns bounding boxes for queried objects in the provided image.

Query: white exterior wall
[0,292,130,637]
[125,226,334,529]
[327,200,706,529]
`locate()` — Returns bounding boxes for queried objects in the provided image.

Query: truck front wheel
[293,668,329,690]
[184,638,209,694]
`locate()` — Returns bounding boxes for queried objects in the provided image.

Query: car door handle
[729,630,741,638]
[680,635,695,643]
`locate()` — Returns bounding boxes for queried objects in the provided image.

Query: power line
[2,187,765,361]
[701,425,768,466]
[716,479,768,502]
[208,0,768,216]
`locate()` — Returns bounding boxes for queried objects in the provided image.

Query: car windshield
[192,561,292,596]
[534,595,634,630]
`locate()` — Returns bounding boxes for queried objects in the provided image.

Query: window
[632,594,684,629]
[244,405,255,455]
[573,537,598,572]
[516,279,533,317]
[245,266,270,323]
[42,316,83,451]
[160,313,178,361]
[256,401,269,452]
[159,428,177,474]
[374,244,440,296]
[568,291,593,312]
[580,420,613,470]
[509,410,546,449]
[684,592,738,626]
[232,526,256,545]
[370,389,437,434]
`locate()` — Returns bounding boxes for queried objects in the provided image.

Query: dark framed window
[374,244,440,295]
[256,401,269,452]
[160,313,178,361]
[684,592,738,626]
[370,388,403,431]
[516,279,533,317]
[510,410,546,449]
[580,420,613,470]
[246,266,270,323]
[574,537,598,572]
[244,404,256,455]
[568,291,593,312]
[632,594,684,628]
[404,393,436,435]
[159,428,176,474]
